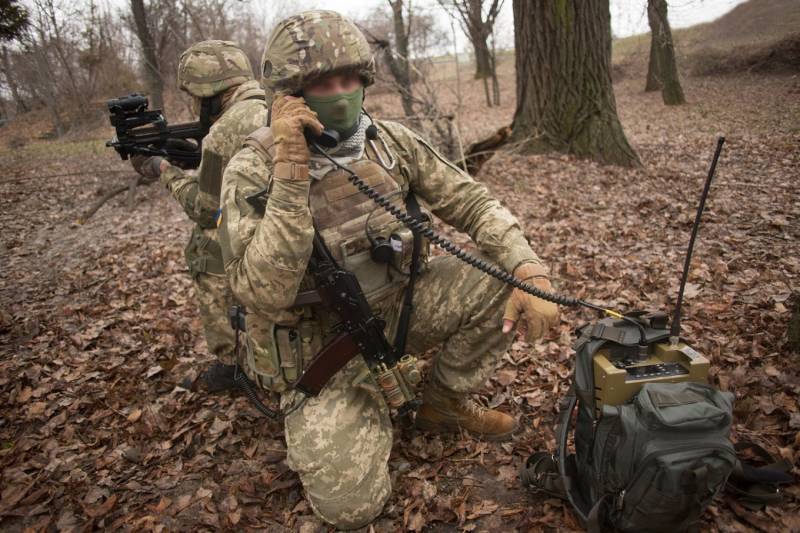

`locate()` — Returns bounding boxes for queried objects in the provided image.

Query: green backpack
[522,315,738,532]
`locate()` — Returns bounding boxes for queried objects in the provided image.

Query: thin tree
[0,0,30,113]
[384,0,415,118]
[645,0,685,105]
[438,0,503,106]
[130,0,163,109]
[510,0,640,167]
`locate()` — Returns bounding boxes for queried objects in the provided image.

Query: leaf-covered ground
[1,72,798,532]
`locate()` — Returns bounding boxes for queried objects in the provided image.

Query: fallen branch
[78,174,154,224]
[0,169,130,186]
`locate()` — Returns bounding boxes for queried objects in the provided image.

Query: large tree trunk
[646,0,685,105]
[130,0,163,110]
[510,0,640,167]
[1,46,27,113]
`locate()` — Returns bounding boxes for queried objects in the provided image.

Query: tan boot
[415,380,518,441]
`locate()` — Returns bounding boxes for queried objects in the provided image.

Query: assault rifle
[105,93,209,169]
[294,233,421,411]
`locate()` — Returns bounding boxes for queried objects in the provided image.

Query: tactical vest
[240,127,431,392]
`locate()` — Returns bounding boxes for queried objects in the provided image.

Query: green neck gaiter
[305,87,364,139]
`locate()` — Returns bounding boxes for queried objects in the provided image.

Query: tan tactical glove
[502,262,560,342]
[130,154,163,182]
[271,94,324,181]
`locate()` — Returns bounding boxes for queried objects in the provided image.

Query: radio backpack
[522,313,738,532]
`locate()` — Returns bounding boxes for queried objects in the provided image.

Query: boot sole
[415,416,518,442]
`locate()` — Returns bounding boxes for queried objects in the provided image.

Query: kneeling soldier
[131,41,267,390]
[218,11,559,529]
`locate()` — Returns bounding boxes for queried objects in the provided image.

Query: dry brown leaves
[1,71,799,531]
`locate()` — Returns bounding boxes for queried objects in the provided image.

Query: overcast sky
[299,0,749,51]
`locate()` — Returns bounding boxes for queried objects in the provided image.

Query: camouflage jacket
[218,119,541,389]
[160,79,267,230]
[160,80,266,276]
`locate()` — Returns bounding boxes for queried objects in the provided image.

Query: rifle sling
[294,332,360,396]
[393,192,423,356]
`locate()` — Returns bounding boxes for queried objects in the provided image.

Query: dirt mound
[699,0,800,45]
[690,33,800,76]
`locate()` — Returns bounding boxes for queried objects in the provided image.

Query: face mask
[304,87,364,138]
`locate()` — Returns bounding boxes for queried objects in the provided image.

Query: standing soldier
[218,11,560,529]
[131,40,267,390]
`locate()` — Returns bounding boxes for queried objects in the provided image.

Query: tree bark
[646,0,685,105]
[387,0,415,118]
[473,35,492,79]
[130,0,163,110]
[510,0,640,167]
[645,31,661,92]
[1,46,27,113]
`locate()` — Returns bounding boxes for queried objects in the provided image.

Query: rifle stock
[294,332,360,396]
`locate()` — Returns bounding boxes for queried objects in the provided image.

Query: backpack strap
[726,440,794,510]
[519,452,565,498]
[556,382,593,522]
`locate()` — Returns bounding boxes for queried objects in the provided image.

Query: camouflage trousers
[282,254,513,529]
[192,271,237,365]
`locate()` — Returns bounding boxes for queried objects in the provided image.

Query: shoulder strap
[726,440,794,509]
[392,192,423,356]
[556,383,593,523]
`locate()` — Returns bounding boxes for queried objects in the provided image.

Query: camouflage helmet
[178,40,254,98]
[261,10,375,98]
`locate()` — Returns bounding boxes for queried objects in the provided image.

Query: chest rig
[238,126,430,409]
[309,156,425,309]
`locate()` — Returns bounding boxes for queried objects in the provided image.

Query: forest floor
[1,68,799,532]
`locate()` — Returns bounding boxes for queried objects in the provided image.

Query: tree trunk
[130,0,163,110]
[1,46,27,113]
[645,32,661,92]
[647,0,685,105]
[473,36,492,79]
[510,0,640,167]
[387,0,415,118]
[490,32,500,105]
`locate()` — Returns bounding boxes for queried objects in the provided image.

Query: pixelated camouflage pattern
[279,252,512,529]
[193,266,237,365]
[178,40,254,98]
[283,357,392,529]
[161,80,267,229]
[218,118,541,528]
[261,10,375,100]
[159,80,267,363]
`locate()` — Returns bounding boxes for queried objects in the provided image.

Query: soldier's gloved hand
[164,138,199,170]
[271,94,324,180]
[502,262,560,342]
[130,153,165,182]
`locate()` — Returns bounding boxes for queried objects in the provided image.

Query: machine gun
[105,93,209,169]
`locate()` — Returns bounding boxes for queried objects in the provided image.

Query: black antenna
[670,137,725,344]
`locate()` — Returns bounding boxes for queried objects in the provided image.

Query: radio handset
[305,127,339,150]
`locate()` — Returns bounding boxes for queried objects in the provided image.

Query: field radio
[589,138,725,409]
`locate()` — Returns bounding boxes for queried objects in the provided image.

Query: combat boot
[199,361,237,393]
[415,379,518,441]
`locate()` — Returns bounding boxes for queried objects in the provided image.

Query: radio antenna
[670,137,725,345]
